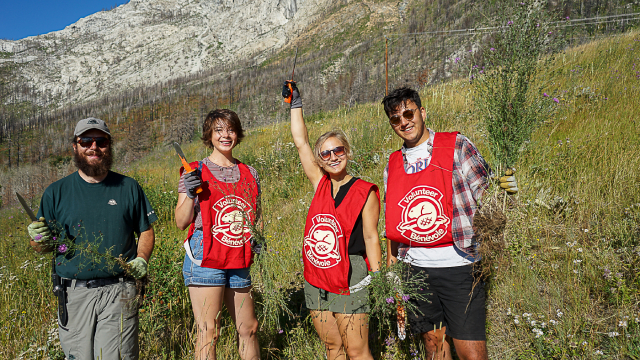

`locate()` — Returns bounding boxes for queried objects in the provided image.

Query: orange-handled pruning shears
[173,142,202,194]
[282,47,298,104]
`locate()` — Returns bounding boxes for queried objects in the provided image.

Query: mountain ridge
[0,0,350,105]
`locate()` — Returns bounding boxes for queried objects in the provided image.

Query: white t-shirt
[388,132,476,268]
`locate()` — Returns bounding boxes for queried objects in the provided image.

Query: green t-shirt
[37,171,158,279]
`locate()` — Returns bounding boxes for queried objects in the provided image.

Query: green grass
[1,30,640,359]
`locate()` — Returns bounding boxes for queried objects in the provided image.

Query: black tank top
[331,177,366,256]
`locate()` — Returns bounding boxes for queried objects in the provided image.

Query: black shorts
[405,264,486,341]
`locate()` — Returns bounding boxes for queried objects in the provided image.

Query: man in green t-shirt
[27,117,158,360]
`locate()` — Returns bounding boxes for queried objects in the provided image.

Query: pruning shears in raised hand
[173,142,202,194]
[282,47,298,104]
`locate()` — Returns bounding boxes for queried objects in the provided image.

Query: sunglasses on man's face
[389,107,420,127]
[77,137,109,148]
[319,146,346,161]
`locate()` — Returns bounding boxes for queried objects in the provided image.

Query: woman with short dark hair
[175,109,261,360]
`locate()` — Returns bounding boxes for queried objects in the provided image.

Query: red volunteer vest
[385,132,458,248]
[303,176,379,295]
[181,161,258,269]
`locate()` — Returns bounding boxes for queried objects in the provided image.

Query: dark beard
[74,147,113,177]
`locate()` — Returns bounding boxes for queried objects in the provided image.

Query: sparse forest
[1,0,640,359]
[1,0,638,207]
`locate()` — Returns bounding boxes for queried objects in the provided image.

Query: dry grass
[1,30,639,359]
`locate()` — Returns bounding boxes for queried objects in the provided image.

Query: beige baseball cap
[74,117,111,136]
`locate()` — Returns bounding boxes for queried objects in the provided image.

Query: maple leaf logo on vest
[304,214,343,269]
[211,195,253,248]
[397,185,450,244]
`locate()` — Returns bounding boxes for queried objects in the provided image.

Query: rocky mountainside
[0,0,346,105]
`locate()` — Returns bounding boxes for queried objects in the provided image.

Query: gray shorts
[304,255,370,314]
[58,279,139,359]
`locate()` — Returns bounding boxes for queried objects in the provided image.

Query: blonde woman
[284,81,382,359]
[175,109,260,360]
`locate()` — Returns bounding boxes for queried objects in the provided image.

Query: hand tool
[282,47,299,104]
[17,192,69,326]
[173,142,202,194]
[16,192,38,221]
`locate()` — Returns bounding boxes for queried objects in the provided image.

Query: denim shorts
[182,230,252,288]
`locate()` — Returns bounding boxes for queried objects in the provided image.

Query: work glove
[127,257,148,279]
[498,168,518,194]
[282,80,302,109]
[250,238,265,255]
[28,217,52,243]
[183,171,202,199]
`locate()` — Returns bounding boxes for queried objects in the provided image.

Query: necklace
[207,157,236,169]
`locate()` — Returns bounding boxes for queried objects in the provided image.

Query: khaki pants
[58,279,139,360]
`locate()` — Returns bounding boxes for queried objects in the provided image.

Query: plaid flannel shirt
[383,129,492,256]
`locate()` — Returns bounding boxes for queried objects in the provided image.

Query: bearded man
[27,117,158,359]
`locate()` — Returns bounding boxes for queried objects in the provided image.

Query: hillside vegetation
[1,29,640,359]
[2,0,638,211]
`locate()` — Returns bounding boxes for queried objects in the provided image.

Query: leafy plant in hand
[367,260,428,339]
[472,1,566,171]
[31,220,146,294]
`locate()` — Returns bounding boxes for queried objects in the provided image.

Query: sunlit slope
[1,30,638,359]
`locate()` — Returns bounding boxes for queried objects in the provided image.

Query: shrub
[473,1,566,171]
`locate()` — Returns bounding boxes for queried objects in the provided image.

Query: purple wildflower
[34,234,43,241]
[53,237,57,241]
[278,329,284,334]
[566,16,570,20]
[553,98,560,103]
[543,92,549,97]
[402,295,410,302]
[384,336,396,346]
[386,297,395,304]
[58,244,68,253]
[507,21,513,25]
[490,48,495,51]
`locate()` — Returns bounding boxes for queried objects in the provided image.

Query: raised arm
[286,81,324,188]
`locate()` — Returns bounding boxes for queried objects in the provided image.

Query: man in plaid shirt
[382,87,513,360]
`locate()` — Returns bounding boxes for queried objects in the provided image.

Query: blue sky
[0,0,130,40]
